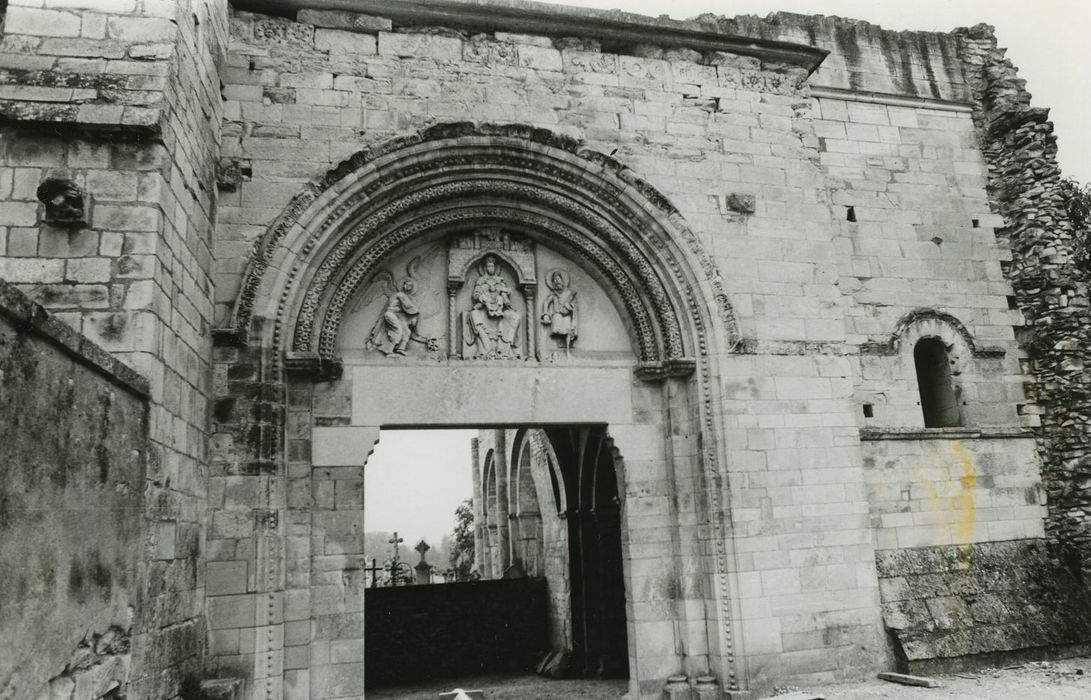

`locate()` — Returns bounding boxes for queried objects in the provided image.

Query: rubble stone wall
[876,540,1091,673]
[0,280,148,699]
[957,25,1091,573]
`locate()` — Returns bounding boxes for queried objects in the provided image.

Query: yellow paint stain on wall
[950,440,977,544]
[913,440,977,544]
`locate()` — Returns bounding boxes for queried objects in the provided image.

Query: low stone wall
[0,280,148,699]
[877,539,1091,674]
[364,578,549,689]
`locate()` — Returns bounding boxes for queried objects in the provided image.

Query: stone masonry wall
[957,25,1091,577]
[0,1,228,697]
[206,5,1057,690]
[0,279,148,699]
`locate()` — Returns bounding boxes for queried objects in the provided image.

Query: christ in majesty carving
[464,254,522,359]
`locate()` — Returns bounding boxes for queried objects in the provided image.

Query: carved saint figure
[541,269,578,354]
[465,255,522,359]
[365,257,438,356]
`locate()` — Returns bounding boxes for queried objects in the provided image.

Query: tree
[1059,177,1091,271]
[449,499,476,581]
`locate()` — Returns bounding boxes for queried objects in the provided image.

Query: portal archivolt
[228,122,738,377]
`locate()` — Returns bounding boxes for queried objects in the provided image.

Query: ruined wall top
[231,1,978,103]
[722,12,972,103]
[231,0,828,72]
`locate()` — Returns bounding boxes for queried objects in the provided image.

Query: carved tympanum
[364,256,439,356]
[464,254,522,359]
[541,268,578,355]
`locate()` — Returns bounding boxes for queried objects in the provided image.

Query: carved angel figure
[365,257,438,356]
[464,254,522,359]
[541,269,577,353]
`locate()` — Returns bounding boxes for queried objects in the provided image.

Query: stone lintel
[860,426,1032,441]
[0,101,163,137]
[233,0,828,73]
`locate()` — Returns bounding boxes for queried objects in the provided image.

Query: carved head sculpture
[36,177,87,225]
[401,278,415,294]
[483,255,498,276]
[550,270,566,291]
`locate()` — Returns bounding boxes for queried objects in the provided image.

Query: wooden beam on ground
[878,671,942,688]
[439,690,485,700]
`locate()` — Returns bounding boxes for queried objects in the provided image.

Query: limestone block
[65,257,110,283]
[352,365,635,425]
[310,662,365,698]
[314,28,376,56]
[0,257,64,282]
[377,31,461,62]
[4,7,82,37]
[106,15,176,43]
[208,593,257,629]
[298,8,392,33]
[6,228,38,256]
[207,560,248,595]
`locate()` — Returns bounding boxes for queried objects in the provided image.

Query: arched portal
[216,124,747,700]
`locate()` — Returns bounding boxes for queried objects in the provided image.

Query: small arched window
[914,338,961,428]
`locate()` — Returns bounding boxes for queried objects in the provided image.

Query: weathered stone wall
[876,540,1091,673]
[3,0,1084,695]
[726,13,970,102]
[957,25,1091,575]
[0,1,229,696]
[863,436,1044,550]
[204,4,1061,692]
[0,280,148,699]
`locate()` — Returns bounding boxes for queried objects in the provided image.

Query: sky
[548,0,1090,183]
[364,429,477,544]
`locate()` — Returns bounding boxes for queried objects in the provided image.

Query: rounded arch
[889,308,979,356]
[229,122,738,376]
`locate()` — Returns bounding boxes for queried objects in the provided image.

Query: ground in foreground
[366,657,1091,699]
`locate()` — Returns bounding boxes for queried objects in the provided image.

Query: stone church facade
[1,0,1090,699]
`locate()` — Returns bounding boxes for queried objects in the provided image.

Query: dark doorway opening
[362,425,629,689]
[546,426,629,680]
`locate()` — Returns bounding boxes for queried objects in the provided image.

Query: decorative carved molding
[232,123,739,369]
[305,197,670,365]
[861,308,1006,359]
[234,0,828,73]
